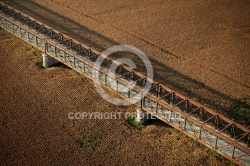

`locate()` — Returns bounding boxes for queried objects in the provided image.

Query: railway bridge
[0,3,249,165]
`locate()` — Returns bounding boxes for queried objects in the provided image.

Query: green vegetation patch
[126,116,145,130]
[227,97,250,128]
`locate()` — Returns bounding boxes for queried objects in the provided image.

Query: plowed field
[0,29,227,165]
[2,0,249,114]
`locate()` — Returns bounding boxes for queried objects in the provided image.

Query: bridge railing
[0,3,249,165]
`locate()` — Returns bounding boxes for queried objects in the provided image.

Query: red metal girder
[1,3,250,165]
[146,94,250,153]
[2,3,249,138]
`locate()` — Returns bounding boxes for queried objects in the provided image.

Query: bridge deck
[0,3,249,166]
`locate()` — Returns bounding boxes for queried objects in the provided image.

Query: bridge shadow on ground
[4,0,240,117]
[143,117,170,127]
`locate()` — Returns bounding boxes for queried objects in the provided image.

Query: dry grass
[0,29,230,165]
[3,0,249,119]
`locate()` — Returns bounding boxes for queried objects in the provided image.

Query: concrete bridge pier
[136,108,151,124]
[42,53,58,67]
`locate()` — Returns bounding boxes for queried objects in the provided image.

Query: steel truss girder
[0,3,249,166]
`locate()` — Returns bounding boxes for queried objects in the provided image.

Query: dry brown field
[2,0,250,112]
[1,0,249,165]
[0,27,229,165]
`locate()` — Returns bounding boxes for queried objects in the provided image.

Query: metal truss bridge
[0,3,249,165]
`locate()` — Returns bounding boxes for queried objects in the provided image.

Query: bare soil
[0,29,227,165]
[3,0,249,116]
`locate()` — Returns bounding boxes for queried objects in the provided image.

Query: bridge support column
[136,108,151,124]
[42,53,58,67]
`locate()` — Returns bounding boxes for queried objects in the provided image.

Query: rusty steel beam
[0,2,249,165]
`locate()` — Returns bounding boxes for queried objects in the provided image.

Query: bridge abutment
[42,53,58,67]
[136,108,152,124]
